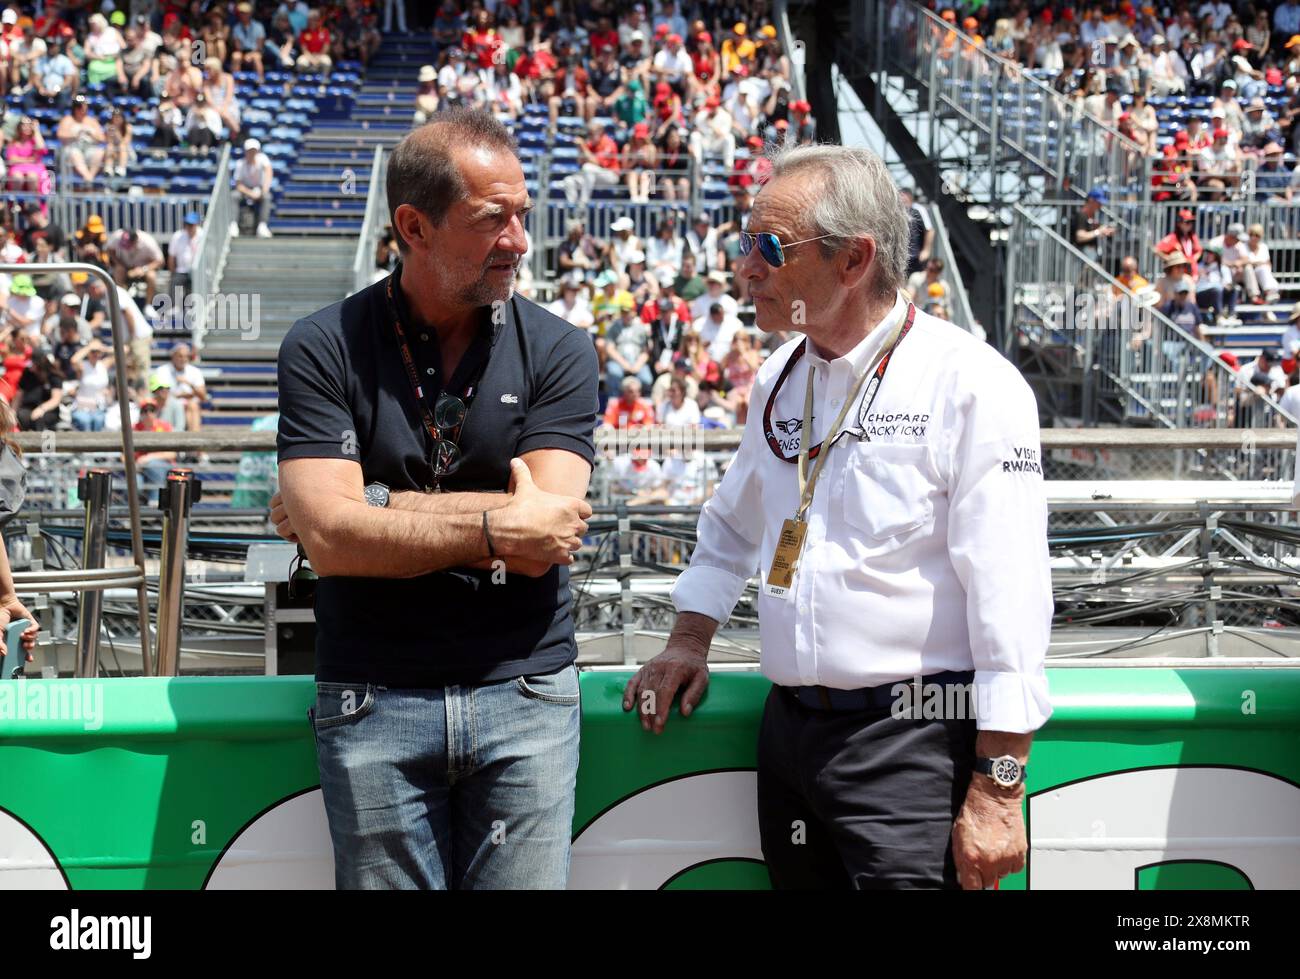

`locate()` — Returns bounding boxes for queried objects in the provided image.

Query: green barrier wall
[0,669,1297,889]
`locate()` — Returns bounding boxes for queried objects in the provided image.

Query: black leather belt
[784,670,975,712]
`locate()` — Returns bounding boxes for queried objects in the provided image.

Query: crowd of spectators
[0,201,208,455]
[933,2,1300,202]
[408,2,815,210]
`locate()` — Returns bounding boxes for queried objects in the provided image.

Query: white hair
[764,143,910,295]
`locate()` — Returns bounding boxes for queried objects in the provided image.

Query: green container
[0,667,1296,889]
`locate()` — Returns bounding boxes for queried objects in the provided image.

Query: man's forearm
[389,489,509,514]
[304,503,488,578]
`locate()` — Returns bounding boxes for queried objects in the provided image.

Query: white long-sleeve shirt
[671,293,1054,733]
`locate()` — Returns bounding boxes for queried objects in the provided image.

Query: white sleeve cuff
[972,669,1054,733]
[671,563,750,626]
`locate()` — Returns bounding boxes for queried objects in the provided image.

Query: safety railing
[5,190,212,242]
[1,261,152,675]
[351,145,388,296]
[187,143,235,351]
[850,0,1147,201]
[923,200,979,335]
[1007,204,1295,431]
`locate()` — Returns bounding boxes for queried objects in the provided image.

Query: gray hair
[764,143,910,296]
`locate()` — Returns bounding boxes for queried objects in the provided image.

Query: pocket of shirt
[840,442,936,541]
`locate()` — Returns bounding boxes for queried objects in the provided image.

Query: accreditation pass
[763,517,808,599]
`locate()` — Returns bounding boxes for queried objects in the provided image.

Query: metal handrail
[0,260,152,673]
[188,143,235,350]
[351,145,388,296]
[773,0,806,102]
[924,200,978,334]
[1008,204,1296,428]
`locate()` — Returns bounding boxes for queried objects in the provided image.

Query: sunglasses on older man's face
[739,227,839,268]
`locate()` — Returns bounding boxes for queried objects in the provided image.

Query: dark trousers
[757,684,977,889]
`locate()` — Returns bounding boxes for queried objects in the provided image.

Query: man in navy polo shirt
[272,108,599,890]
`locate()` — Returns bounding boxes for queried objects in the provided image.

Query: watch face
[992,756,1021,787]
[364,484,387,507]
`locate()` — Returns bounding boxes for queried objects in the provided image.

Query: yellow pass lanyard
[765,302,915,599]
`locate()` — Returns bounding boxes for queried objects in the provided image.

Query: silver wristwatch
[363,482,390,508]
[974,755,1026,789]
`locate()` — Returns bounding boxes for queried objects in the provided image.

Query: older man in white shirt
[624,144,1052,890]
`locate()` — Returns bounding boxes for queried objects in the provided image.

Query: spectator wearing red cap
[1199,125,1241,199]
[652,30,692,96]
[1154,208,1203,278]
[689,31,719,97]
[133,397,177,495]
[621,120,657,202]
[788,99,817,144]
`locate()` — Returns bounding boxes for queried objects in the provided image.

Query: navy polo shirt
[276,266,599,688]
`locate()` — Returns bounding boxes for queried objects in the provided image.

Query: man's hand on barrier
[269,491,298,543]
[622,612,716,734]
[493,458,592,566]
[0,594,39,659]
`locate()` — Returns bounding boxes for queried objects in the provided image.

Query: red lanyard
[384,265,494,446]
[762,302,916,462]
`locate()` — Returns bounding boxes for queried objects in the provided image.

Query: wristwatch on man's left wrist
[363,482,390,508]
[974,755,1026,790]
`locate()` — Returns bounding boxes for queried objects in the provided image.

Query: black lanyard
[761,302,916,463]
[383,264,497,448]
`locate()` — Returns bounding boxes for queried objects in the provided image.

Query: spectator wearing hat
[601,301,655,395]
[644,269,691,371]
[620,121,657,202]
[623,247,654,307]
[5,274,44,341]
[14,351,62,432]
[1242,223,1282,305]
[547,272,595,331]
[295,8,331,78]
[152,343,206,433]
[1153,250,1194,308]
[1154,207,1202,277]
[1072,188,1116,264]
[613,77,650,132]
[168,212,204,298]
[606,216,643,276]
[1172,31,1208,93]
[148,372,187,433]
[413,65,438,125]
[52,310,83,375]
[132,395,177,493]
[1255,143,1293,202]
[1160,276,1205,343]
[232,137,274,238]
[67,339,113,431]
[107,227,164,306]
[1196,243,1236,325]
[1211,222,1274,305]
[1149,35,1185,95]
[562,120,621,211]
[590,268,636,335]
[1213,79,1246,133]
[652,31,692,96]
[1241,97,1276,150]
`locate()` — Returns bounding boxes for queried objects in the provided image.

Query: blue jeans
[72,408,105,431]
[605,358,654,394]
[310,664,581,889]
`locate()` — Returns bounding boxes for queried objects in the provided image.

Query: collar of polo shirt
[801,290,908,376]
